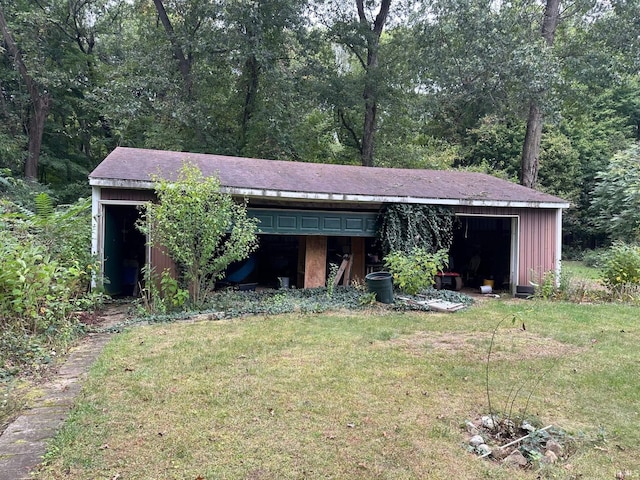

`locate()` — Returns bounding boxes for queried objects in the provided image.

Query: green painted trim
[248,208,377,237]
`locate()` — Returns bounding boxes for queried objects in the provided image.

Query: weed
[326,262,340,298]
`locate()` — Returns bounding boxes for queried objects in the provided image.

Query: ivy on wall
[376,204,455,255]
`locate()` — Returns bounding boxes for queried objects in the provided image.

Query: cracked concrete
[0,305,129,480]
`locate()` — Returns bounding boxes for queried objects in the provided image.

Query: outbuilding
[89,147,569,296]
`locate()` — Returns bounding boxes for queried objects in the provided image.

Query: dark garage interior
[450,216,513,290]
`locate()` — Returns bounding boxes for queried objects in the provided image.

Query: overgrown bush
[591,144,640,243]
[138,163,259,306]
[0,194,104,379]
[582,248,608,268]
[600,242,640,295]
[384,247,449,295]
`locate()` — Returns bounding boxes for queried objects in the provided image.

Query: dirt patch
[379,330,584,361]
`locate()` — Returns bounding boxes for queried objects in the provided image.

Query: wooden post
[297,236,306,289]
[351,237,366,282]
[304,236,327,288]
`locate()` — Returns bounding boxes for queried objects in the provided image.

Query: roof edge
[89,178,570,209]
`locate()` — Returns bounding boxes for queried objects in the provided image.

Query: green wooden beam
[248,208,377,237]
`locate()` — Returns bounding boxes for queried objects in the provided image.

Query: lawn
[35,299,640,480]
[562,260,601,282]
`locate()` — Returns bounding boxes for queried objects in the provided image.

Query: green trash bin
[365,271,394,304]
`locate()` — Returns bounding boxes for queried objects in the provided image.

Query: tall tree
[152,0,194,96]
[324,0,394,167]
[357,0,391,167]
[0,5,51,181]
[520,0,560,188]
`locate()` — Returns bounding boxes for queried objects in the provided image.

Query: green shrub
[600,242,640,292]
[376,204,454,255]
[138,267,189,315]
[138,163,259,306]
[582,248,608,268]
[0,195,103,379]
[384,247,449,295]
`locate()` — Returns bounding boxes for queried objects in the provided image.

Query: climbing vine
[376,204,455,255]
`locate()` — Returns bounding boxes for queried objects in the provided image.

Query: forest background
[0,0,639,250]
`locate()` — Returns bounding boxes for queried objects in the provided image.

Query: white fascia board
[88,178,570,210]
[89,178,156,189]
[225,187,570,209]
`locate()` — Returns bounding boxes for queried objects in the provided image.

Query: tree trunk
[239,53,260,154]
[26,95,51,180]
[152,0,193,96]
[519,0,560,188]
[520,102,543,187]
[0,5,51,181]
[361,85,378,167]
[357,0,391,167]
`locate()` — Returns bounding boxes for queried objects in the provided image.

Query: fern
[34,193,54,219]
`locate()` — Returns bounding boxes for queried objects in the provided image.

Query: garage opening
[103,204,146,296]
[450,215,516,291]
[221,234,373,290]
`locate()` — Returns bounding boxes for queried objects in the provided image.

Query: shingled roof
[90,147,569,209]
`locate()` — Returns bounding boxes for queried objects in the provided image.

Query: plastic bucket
[365,271,395,304]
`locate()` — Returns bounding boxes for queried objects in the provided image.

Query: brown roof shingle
[89,147,568,208]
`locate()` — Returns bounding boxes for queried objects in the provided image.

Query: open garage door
[450,215,518,293]
[102,204,146,296]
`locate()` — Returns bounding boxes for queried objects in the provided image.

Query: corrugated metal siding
[454,206,558,285]
[101,188,155,201]
[518,209,557,285]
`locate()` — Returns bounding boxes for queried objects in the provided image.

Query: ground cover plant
[34,299,640,480]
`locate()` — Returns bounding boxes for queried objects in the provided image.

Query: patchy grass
[562,260,601,282]
[35,300,640,480]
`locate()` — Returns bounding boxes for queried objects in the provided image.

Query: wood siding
[454,206,559,285]
[304,236,327,288]
[101,188,155,201]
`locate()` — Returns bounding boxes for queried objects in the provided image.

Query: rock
[545,439,563,456]
[491,447,510,461]
[477,444,492,456]
[521,420,536,432]
[541,450,558,465]
[469,434,485,447]
[502,449,528,468]
[481,415,496,429]
[465,421,479,435]
[503,419,515,430]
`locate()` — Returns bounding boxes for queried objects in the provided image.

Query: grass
[33,299,640,480]
[562,260,601,281]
